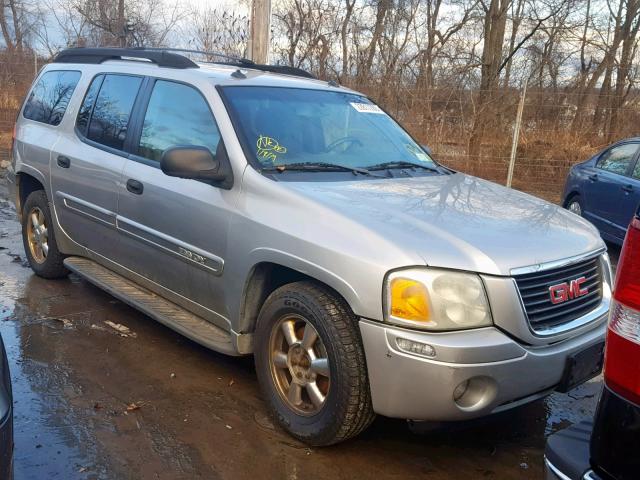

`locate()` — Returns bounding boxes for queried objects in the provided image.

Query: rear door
[50,73,144,259]
[18,69,81,208]
[114,78,233,327]
[581,142,639,240]
[622,159,640,228]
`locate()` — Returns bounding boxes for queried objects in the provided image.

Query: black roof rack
[136,47,255,66]
[227,63,316,79]
[138,47,316,78]
[52,47,317,79]
[53,47,199,69]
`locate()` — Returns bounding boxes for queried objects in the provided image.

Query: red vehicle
[545,204,640,480]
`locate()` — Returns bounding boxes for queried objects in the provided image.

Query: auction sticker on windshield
[257,135,287,163]
[350,102,385,114]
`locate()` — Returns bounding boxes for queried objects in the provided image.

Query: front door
[114,79,234,327]
[582,142,639,240]
[51,73,144,260]
[617,160,640,238]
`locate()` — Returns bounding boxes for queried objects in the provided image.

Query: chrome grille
[514,256,603,331]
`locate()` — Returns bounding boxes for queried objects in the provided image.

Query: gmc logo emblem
[549,277,589,304]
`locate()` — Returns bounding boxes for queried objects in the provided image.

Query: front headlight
[384,268,493,330]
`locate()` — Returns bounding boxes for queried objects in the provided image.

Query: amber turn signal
[389,278,430,322]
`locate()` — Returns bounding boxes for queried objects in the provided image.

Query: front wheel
[566,195,583,216]
[254,281,375,446]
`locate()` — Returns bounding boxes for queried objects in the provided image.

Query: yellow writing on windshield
[257,135,287,163]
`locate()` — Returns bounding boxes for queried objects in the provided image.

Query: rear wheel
[254,281,375,445]
[566,195,583,216]
[21,190,69,279]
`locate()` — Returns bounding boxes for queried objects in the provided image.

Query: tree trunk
[360,0,391,79]
[340,0,355,81]
[502,0,525,88]
[8,0,21,50]
[468,0,510,165]
[608,0,640,142]
[0,2,14,49]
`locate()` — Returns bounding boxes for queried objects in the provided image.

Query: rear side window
[137,80,220,162]
[76,74,103,133]
[597,143,638,176]
[633,160,640,180]
[23,70,81,126]
[77,74,142,151]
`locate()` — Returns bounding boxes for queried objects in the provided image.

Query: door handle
[126,179,144,195]
[622,184,634,193]
[56,155,70,168]
[588,174,598,181]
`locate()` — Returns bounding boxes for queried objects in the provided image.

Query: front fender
[248,247,362,309]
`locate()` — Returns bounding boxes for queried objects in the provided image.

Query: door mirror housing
[160,145,233,188]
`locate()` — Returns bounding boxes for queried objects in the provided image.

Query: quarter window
[83,74,142,151]
[76,74,103,134]
[137,80,220,162]
[597,144,638,176]
[23,70,81,126]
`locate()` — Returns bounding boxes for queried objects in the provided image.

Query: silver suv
[8,48,611,446]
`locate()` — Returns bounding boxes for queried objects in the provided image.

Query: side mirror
[421,144,433,156]
[161,145,229,185]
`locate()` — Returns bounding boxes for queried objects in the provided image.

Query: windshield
[222,86,437,171]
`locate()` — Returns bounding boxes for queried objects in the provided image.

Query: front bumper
[359,318,606,421]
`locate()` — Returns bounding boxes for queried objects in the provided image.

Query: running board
[63,256,236,355]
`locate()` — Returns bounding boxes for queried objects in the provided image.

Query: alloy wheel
[269,314,331,416]
[26,206,48,264]
[568,201,582,216]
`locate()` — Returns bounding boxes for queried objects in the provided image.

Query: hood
[283,173,604,276]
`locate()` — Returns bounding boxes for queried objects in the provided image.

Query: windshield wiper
[262,162,385,177]
[365,161,443,174]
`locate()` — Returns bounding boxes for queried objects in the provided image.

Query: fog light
[453,380,469,401]
[395,338,436,357]
[452,376,498,411]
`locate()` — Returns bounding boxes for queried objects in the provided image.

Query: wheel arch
[238,257,361,337]
[563,190,581,207]
[15,171,47,222]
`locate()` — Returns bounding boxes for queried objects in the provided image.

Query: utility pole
[117,0,126,47]
[249,0,272,64]
[506,78,527,188]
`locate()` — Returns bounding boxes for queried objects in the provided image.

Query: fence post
[506,78,527,188]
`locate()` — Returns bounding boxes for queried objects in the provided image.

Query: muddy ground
[0,177,618,480]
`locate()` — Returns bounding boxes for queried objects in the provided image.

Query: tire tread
[256,280,375,445]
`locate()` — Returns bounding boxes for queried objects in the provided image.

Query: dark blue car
[563,138,640,245]
[0,333,12,479]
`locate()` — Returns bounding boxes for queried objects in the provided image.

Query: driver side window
[137,80,221,162]
[596,143,638,176]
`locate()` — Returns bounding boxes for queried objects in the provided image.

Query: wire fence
[1,49,639,205]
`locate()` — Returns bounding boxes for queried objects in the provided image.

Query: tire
[21,190,69,279]
[565,195,583,216]
[254,281,375,446]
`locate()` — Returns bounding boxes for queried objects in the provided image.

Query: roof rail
[52,47,317,79]
[231,63,316,79]
[138,47,316,78]
[135,47,255,66]
[53,47,199,69]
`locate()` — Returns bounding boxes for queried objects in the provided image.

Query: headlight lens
[385,268,493,330]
